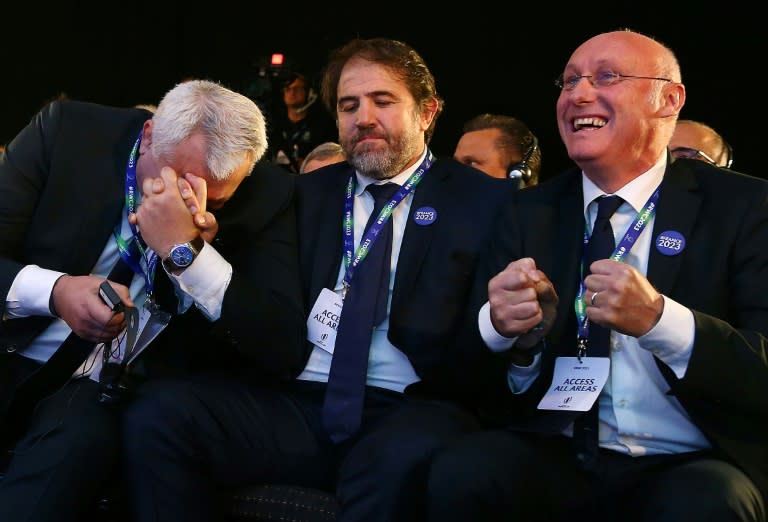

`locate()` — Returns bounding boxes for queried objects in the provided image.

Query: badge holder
[98,305,140,406]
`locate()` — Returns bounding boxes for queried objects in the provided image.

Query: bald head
[556,30,686,190]
[574,31,682,82]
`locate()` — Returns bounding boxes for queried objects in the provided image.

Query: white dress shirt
[479,153,711,456]
[5,206,232,381]
[297,149,427,392]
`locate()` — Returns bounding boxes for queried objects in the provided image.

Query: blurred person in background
[454,113,541,188]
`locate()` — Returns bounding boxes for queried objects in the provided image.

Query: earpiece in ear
[507,135,538,186]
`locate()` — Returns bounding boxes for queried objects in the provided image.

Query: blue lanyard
[112,132,159,300]
[341,151,434,297]
[574,185,660,356]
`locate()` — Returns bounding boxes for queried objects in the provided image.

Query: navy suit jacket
[462,158,768,500]
[295,158,513,385]
[0,100,306,429]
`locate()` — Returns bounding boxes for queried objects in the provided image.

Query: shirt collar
[581,152,667,215]
[354,147,427,195]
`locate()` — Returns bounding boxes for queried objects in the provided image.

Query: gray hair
[299,142,345,173]
[150,79,267,180]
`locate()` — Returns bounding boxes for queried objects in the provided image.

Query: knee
[427,444,469,499]
[364,402,478,466]
[428,433,502,499]
[121,381,190,454]
[645,459,766,522]
[351,424,463,476]
[68,415,119,463]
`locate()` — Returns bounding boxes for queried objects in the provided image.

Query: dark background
[2,4,761,180]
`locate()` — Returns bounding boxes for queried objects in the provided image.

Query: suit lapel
[647,163,700,295]
[391,165,442,305]
[309,169,351,299]
[62,143,128,274]
[65,135,131,274]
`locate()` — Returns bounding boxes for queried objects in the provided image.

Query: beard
[342,120,423,180]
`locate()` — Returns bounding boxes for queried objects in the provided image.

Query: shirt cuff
[6,265,66,318]
[507,352,542,393]
[478,301,517,352]
[637,295,695,378]
[169,242,231,320]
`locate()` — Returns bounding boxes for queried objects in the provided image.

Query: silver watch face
[169,245,195,267]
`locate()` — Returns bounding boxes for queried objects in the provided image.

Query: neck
[287,106,306,122]
[581,159,656,194]
[585,173,634,194]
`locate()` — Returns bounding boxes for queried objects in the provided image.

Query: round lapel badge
[655,230,685,256]
[413,206,437,226]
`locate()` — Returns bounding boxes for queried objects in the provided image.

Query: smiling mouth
[573,117,607,131]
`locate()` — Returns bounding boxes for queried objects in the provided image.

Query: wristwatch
[162,236,205,273]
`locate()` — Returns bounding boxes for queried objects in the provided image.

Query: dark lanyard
[340,150,434,298]
[574,186,660,359]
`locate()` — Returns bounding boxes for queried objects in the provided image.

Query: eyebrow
[338,90,398,103]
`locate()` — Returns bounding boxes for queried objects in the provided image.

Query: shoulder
[242,161,296,201]
[667,159,768,203]
[222,161,295,218]
[430,157,506,186]
[426,157,514,201]
[250,160,296,186]
[40,99,147,124]
[20,100,147,156]
[296,162,351,192]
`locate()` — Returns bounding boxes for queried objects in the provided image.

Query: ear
[660,82,686,118]
[420,98,440,131]
[139,120,153,154]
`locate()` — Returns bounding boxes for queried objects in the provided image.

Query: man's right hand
[178,173,219,242]
[130,169,219,243]
[50,275,132,342]
[488,257,558,350]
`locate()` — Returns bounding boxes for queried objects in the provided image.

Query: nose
[355,100,376,127]
[567,77,597,104]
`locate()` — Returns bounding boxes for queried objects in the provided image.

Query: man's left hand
[584,259,664,337]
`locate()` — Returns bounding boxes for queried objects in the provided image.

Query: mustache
[353,130,386,143]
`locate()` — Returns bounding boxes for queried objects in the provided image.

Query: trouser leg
[122,376,336,522]
[0,378,119,522]
[337,397,481,522]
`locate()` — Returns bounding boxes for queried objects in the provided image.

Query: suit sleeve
[0,101,60,310]
[667,184,768,429]
[208,170,308,379]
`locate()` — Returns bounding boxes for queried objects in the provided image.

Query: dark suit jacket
[0,100,306,426]
[463,159,768,500]
[295,158,513,385]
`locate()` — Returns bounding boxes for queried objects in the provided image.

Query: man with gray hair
[0,79,304,521]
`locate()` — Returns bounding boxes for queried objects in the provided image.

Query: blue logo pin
[655,230,685,256]
[413,206,437,226]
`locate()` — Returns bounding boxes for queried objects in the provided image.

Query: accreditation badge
[307,288,342,354]
[537,356,610,412]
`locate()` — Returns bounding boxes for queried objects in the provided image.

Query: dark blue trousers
[122,375,480,522]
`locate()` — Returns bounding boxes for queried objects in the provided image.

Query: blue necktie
[322,182,398,443]
[572,195,623,470]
